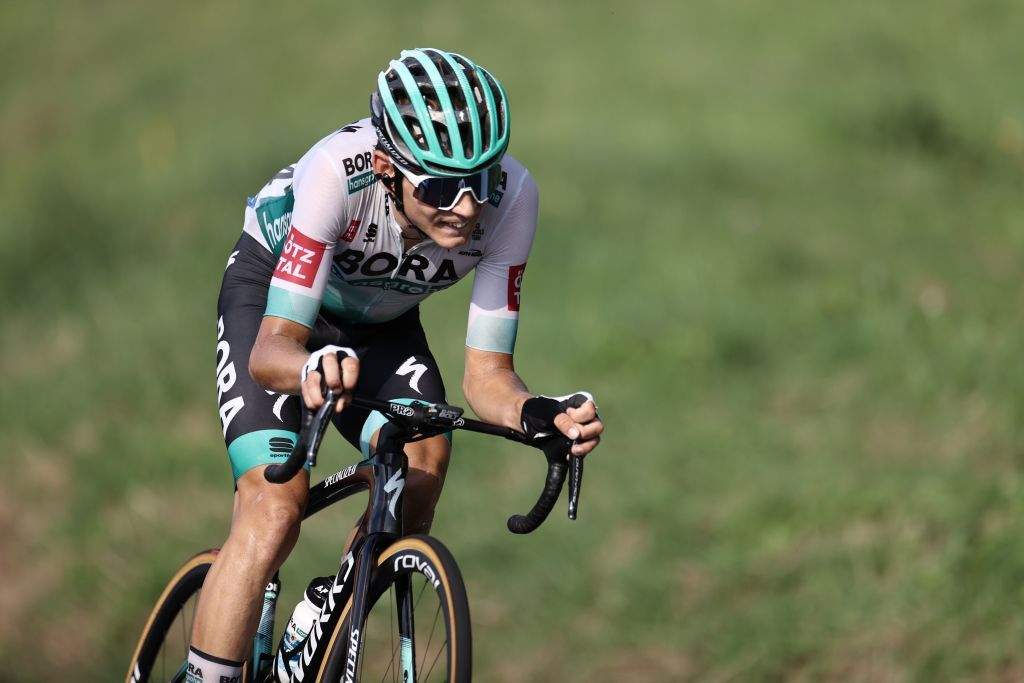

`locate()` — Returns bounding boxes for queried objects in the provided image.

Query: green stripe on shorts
[227,429,301,481]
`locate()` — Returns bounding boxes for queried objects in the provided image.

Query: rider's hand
[520,392,603,457]
[301,346,359,413]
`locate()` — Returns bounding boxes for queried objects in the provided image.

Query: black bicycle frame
[260,394,584,682]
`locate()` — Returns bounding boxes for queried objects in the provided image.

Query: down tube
[320,534,387,682]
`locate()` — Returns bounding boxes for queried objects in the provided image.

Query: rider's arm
[462,348,530,430]
[249,316,311,394]
[249,315,359,412]
[463,348,603,455]
[251,143,360,410]
[462,164,602,453]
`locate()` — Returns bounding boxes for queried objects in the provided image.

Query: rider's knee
[235,491,304,567]
[257,506,302,566]
[257,499,303,537]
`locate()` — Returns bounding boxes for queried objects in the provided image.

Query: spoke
[420,601,442,676]
[423,636,448,683]
[414,576,429,609]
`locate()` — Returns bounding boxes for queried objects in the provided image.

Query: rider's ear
[372,150,394,179]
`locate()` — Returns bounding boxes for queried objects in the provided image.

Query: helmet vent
[481,71,505,141]
[405,117,429,151]
[433,121,452,156]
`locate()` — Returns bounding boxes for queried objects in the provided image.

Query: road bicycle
[126,390,585,682]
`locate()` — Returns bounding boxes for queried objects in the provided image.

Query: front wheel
[125,550,219,683]
[323,535,472,683]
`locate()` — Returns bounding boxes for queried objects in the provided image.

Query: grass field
[3,1,1024,681]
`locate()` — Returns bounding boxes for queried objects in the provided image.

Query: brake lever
[306,389,338,469]
[567,448,584,520]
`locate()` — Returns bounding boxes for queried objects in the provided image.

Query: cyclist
[189,47,604,681]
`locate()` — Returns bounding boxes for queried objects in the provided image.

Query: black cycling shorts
[216,233,447,481]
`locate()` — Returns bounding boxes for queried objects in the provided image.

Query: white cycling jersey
[240,118,538,354]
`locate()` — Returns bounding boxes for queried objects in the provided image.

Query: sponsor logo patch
[341,219,360,242]
[508,263,525,311]
[274,227,326,287]
[348,171,374,194]
[363,222,378,243]
[268,437,292,458]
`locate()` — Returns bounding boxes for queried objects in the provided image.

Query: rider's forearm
[463,363,531,431]
[249,328,310,394]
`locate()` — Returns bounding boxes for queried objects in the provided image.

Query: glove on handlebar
[301,345,358,384]
[520,391,596,440]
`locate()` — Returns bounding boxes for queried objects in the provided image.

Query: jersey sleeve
[465,170,539,354]
[264,149,348,328]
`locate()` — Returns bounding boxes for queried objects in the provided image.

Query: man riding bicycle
[190,47,604,681]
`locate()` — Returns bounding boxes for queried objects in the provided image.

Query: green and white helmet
[371,48,510,177]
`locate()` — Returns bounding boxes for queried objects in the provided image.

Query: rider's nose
[449,192,479,220]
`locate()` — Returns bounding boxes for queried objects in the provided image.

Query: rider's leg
[397,433,451,534]
[190,465,310,660]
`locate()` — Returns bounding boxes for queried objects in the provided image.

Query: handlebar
[263,390,339,484]
[264,392,585,534]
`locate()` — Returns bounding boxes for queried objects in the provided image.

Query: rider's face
[373,151,484,249]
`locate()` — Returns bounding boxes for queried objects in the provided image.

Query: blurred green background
[3,1,1024,681]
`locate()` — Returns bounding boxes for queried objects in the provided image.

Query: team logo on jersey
[344,151,376,194]
[343,152,373,177]
[334,249,459,283]
[274,227,327,288]
[342,219,361,242]
[508,264,525,311]
[362,222,379,244]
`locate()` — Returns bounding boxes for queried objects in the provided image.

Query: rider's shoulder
[295,119,377,183]
[498,155,534,190]
[486,154,538,215]
[315,118,377,159]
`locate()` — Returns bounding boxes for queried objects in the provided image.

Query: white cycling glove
[301,345,358,383]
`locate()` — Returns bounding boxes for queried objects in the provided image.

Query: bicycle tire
[319,535,472,683]
[125,549,221,683]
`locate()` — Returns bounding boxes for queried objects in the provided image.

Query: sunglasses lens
[413,165,501,210]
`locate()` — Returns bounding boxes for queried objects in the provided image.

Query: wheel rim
[127,552,217,683]
[146,587,201,683]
